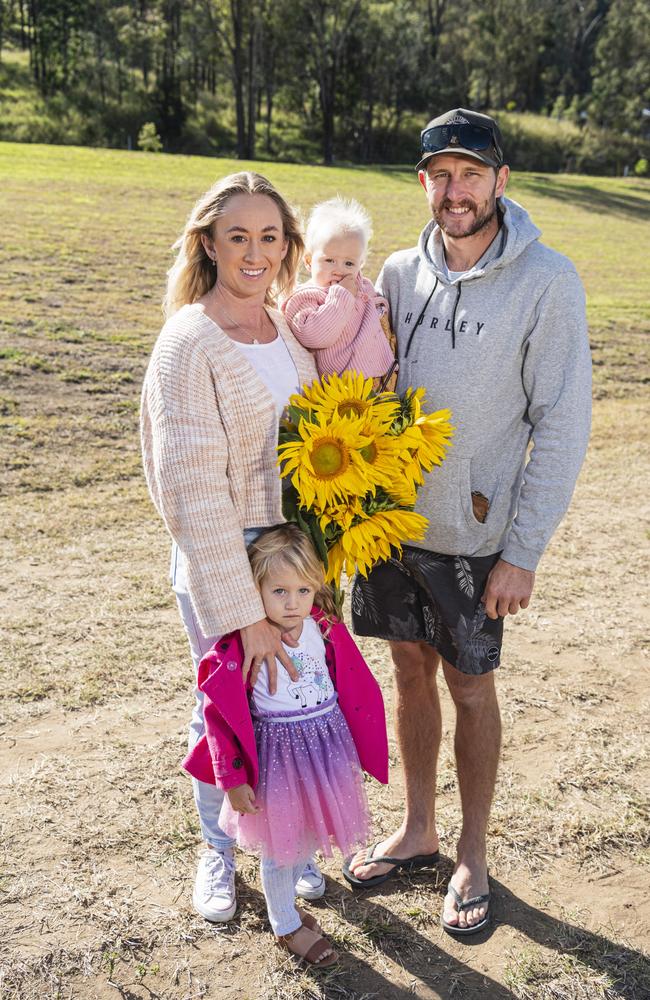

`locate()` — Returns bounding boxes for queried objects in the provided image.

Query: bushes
[496,112,650,176]
[137,123,162,152]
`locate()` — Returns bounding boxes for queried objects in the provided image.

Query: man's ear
[495,164,510,198]
[418,169,428,192]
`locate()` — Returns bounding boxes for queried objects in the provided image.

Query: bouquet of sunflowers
[278,371,453,608]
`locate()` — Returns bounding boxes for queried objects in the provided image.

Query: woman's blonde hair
[247,524,339,625]
[164,171,304,317]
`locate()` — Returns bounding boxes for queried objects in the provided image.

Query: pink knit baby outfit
[281,275,394,378]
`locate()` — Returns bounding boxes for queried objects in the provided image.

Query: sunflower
[385,474,418,507]
[325,508,428,585]
[396,390,454,472]
[278,411,374,509]
[292,370,399,426]
[317,497,365,534]
[356,428,410,492]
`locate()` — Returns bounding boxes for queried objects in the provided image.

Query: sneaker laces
[203,850,235,897]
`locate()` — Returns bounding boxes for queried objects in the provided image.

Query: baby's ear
[303,253,312,270]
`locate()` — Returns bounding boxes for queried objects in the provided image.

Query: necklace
[215,294,265,345]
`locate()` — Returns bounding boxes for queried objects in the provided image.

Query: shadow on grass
[516,176,650,220]
[329,866,649,1000]
[229,874,513,998]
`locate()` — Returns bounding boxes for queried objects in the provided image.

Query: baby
[281,197,395,380]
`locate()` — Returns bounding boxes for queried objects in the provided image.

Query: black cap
[416,108,504,171]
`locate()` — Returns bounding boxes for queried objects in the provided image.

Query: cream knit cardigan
[141,302,317,636]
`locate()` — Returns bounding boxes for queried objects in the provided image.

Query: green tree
[590,0,650,135]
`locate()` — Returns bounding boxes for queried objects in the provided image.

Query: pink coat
[281,276,395,378]
[182,609,389,790]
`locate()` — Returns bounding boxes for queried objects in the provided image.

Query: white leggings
[261,855,310,936]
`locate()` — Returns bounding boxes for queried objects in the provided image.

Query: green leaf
[282,486,301,523]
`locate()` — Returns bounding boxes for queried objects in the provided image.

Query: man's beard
[433,195,497,238]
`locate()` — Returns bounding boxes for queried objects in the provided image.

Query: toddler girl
[183,524,388,967]
[281,197,396,380]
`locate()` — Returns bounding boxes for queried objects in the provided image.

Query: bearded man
[344,109,592,935]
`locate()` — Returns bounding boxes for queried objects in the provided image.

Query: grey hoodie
[377,196,592,572]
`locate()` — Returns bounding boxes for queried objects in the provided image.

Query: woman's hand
[240,619,299,693]
[227,783,260,815]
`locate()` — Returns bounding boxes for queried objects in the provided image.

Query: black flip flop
[342,842,440,889]
[441,884,491,936]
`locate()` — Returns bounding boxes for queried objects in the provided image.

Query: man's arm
[496,267,592,610]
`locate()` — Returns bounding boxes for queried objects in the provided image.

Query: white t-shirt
[232,334,299,417]
[252,616,335,714]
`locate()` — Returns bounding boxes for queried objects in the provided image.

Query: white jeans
[172,537,262,848]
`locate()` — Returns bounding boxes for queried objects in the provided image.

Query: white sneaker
[295,858,326,900]
[192,847,237,922]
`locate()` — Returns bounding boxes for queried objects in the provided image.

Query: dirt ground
[1,151,649,999]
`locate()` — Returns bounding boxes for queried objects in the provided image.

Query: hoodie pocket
[459,458,503,534]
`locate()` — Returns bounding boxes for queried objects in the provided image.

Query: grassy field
[0,141,649,999]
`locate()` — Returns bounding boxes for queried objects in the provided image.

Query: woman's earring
[211,257,217,267]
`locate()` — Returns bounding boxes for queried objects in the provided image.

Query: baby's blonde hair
[304,196,372,258]
[248,524,339,624]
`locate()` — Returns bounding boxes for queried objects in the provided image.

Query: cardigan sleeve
[141,331,265,636]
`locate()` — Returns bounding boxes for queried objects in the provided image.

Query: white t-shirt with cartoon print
[251,616,335,715]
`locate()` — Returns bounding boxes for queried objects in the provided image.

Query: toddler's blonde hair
[247,524,339,625]
[304,196,372,259]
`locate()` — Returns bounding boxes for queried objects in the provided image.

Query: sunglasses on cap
[420,123,503,163]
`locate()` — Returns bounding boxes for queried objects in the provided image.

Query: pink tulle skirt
[220,697,371,866]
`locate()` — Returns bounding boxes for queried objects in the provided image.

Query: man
[344,109,592,935]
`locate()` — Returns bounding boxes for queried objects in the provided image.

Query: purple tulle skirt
[220,697,371,866]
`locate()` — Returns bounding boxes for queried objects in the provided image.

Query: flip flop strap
[365,844,411,865]
[447,885,490,911]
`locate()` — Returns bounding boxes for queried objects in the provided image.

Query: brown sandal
[276,922,338,967]
[296,907,322,935]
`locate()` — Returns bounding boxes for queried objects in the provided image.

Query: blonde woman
[141,172,319,922]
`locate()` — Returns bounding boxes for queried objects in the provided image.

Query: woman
[140,173,320,926]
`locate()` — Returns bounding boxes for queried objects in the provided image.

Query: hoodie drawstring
[404,278,438,359]
[450,282,462,350]
[404,277,464,355]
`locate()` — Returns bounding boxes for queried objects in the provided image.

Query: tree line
[0,0,648,167]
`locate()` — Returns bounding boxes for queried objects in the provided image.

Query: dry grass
[1,142,649,998]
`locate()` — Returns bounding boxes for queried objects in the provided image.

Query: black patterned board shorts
[351,546,504,676]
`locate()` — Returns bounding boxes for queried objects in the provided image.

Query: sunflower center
[360,442,378,464]
[311,437,350,479]
[338,399,367,419]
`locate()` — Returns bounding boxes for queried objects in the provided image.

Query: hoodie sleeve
[501,268,592,571]
[375,266,392,322]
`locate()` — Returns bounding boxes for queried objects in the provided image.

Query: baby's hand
[337,273,358,296]
[227,783,260,815]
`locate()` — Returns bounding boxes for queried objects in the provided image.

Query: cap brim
[415,147,500,171]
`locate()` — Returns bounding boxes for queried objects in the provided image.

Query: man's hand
[240,619,299,693]
[337,273,358,296]
[481,558,535,620]
[227,783,260,815]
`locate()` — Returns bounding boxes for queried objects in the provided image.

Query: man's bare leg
[441,663,501,929]
[348,640,442,880]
